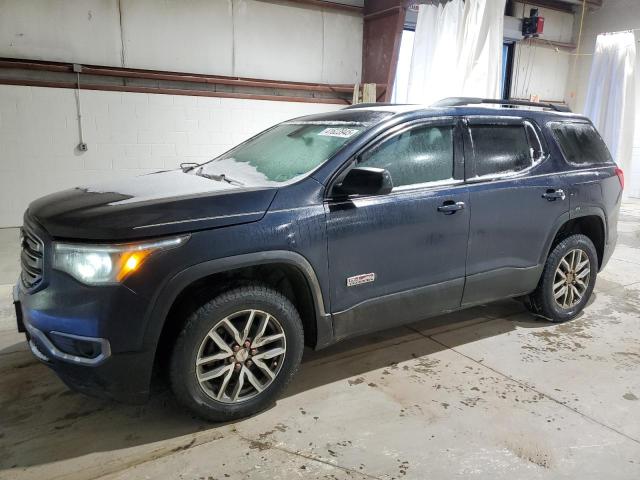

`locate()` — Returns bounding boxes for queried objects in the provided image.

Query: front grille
[20,227,44,289]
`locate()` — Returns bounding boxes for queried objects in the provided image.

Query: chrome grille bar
[20,227,44,289]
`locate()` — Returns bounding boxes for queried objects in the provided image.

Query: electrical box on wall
[522,8,544,38]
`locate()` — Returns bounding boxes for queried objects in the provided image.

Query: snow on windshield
[199,123,366,185]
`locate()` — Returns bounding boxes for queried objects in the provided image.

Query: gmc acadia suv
[14,98,623,421]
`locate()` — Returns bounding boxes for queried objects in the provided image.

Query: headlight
[53,235,189,285]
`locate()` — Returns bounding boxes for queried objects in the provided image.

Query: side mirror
[334,167,393,197]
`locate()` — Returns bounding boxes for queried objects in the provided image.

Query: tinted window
[551,122,613,165]
[359,125,454,187]
[470,125,532,177]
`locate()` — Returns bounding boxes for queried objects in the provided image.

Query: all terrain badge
[346,273,376,287]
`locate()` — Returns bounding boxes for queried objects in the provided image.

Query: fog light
[49,332,102,359]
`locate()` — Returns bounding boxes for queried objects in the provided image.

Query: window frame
[463,116,548,182]
[327,117,465,199]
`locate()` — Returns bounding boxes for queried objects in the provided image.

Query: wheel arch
[145,251,332,373]
[540,209,607,270]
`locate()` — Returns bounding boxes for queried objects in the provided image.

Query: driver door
[325,118,470,340]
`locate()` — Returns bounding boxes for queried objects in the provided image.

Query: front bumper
[15,286,111,366]
[14,278,155,404]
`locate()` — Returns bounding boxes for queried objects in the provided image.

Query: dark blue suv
[14,98,623,421]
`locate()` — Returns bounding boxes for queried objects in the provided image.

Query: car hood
[27,170,277,240]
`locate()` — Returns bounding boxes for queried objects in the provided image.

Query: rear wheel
[525,234,597,322]
[169,285,304,421]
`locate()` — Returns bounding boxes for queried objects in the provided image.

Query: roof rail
[431,97,572,113]
[343,102,400,109]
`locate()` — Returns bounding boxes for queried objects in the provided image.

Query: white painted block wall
[510,3,575,102]
[0,0,363,85]
[0,85,342,227]
[511,42,571,102]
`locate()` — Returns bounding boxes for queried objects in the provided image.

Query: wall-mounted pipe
[0,78,351,105]
[0,58,387,104]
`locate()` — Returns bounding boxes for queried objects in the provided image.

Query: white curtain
[391,30,416,103]
[406,0,506,105]
[584,32,636,178]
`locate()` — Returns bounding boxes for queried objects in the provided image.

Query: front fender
[142,250,333,357]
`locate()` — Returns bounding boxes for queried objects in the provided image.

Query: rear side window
[359,124,454,188]
[469,125,532,177]
[551,122,613,165]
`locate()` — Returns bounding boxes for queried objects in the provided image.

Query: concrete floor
[0,227,20,285]
[1,200,639,480]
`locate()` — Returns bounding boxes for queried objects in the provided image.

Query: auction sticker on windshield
[318,127,360,138]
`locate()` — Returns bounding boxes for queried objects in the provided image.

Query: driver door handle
[437,201,466,214]
[542,189,566,201]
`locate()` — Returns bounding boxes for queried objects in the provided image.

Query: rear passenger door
[462,117,569,306]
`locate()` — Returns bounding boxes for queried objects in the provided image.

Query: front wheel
[169,285,304,421]
[525,233,597,322]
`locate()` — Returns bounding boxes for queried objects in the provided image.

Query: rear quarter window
[551,122,613,165]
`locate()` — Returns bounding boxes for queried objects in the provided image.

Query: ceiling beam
[556,0,602,7]
[265,0,363,13]
[515,0,602,14]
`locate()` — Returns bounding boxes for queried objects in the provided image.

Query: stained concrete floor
[0,200,639,480]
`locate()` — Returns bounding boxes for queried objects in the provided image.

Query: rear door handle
[542,189,566,201]
[437,201,465,214]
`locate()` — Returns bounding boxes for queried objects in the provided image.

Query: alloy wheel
[553,248,590,309]
[195,309,286,403]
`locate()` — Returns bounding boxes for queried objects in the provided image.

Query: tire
[169,285,304,422]
[524,233,598,322]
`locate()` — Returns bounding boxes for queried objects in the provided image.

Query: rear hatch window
[551,122,613,165]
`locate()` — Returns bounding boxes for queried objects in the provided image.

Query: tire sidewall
[171,288,304,421]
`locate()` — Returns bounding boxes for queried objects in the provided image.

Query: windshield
[197,122,367,186]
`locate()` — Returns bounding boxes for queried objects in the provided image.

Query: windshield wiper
[180,162,199,172]
[196,169,244,186]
